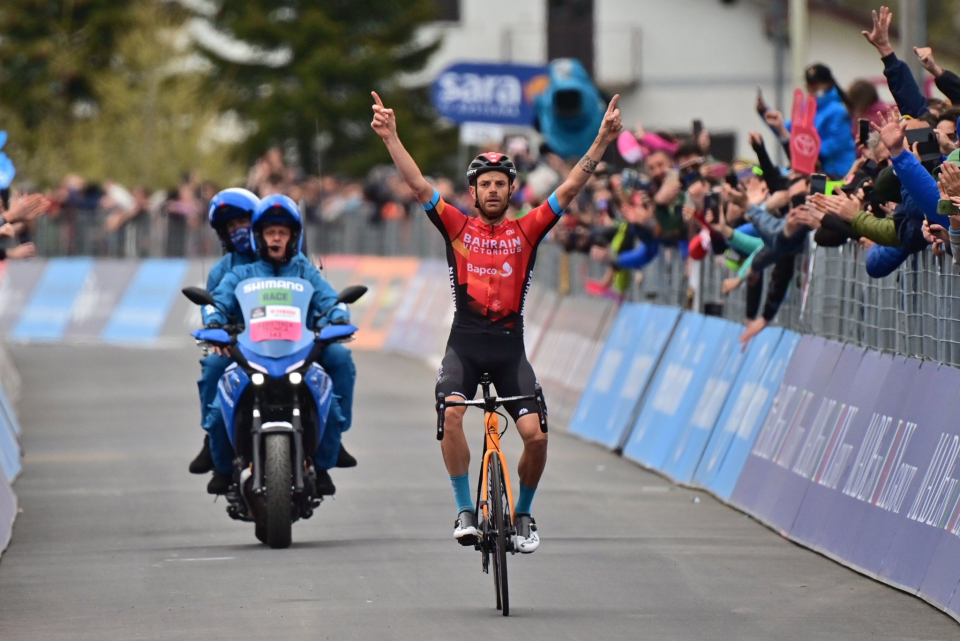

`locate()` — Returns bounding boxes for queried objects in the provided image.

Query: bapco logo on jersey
[467,262,513,277]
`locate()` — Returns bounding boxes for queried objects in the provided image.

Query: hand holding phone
[756,86,769,116]
[809,173,828,195]
[858,119,871,146]
[905,127,941,163]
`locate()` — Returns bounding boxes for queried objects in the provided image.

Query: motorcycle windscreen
[234,277,316,359]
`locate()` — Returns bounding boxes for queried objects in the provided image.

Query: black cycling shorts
[436,331,545,423]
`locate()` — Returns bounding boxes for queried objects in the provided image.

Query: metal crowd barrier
[27,204,960,368]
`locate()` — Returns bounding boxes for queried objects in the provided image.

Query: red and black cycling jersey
[423,189,563,336]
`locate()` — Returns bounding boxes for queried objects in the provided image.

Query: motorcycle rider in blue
[205,194,357,497]
[189,188,261,482]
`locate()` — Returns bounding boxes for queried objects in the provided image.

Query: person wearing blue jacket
[862,107,940,277]
[801,64,856,177]
[189,188,260,477]
[765,64,856,177]
[204,195,357,496]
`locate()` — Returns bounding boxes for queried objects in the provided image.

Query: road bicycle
[436,374,547,616]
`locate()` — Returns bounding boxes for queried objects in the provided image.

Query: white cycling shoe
[514,514,539,553]
[454,509,479,545]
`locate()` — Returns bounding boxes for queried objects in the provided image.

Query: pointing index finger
[371,91,384,108]
[607,94,620,114]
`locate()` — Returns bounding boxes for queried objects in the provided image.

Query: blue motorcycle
[182,278,366,548]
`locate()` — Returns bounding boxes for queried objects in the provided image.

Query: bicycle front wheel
[488,454,510,616]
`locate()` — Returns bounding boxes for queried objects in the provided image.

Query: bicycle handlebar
[435,385,548,441]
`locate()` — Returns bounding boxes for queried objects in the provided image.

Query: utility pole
[898,0,927,86]
[773,0,787,112]
[789,0,809,91]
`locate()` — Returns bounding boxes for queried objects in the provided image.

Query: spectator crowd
[7,5,960,348]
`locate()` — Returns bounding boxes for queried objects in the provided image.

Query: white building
[412,0,957,160]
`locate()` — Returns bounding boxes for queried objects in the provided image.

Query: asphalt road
[0,345,957,640]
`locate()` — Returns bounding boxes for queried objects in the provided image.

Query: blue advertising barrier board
[622,315,733,470]
[431,62,549,126]
[877,363,960,596]
[567,304,680,449]
[730,337,845,530]
[809,355,920,568]
[660,319,745,484]
[704,330,800,501]
[842,357,941,578]
[692,327,783,491]
[101,259,188,342]
[0,464,15,554]
[788,349,895,551]
[0,383,19,437]
[0,409,19,482]
[12,257,94,341]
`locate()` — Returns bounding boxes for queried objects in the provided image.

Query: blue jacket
[883,53,929,118]
[747,204,809,257]
[208,253,349,328]
[864,202,929,278]
[201,251,257,325]
[889,150,947,226]
[866,243,912,278]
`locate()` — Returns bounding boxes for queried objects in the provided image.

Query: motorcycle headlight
[288,372,302,385]
[251,373,265,386]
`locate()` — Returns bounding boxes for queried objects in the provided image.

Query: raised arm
[554,95,623,210]
[370,91,434,204]
[864,7,928,117]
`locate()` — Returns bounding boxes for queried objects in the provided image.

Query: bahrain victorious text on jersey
[423,189,563,336]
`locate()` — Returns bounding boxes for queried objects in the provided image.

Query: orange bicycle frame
[479,411,515,521]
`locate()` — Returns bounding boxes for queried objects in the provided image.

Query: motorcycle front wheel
[263,434,293,549]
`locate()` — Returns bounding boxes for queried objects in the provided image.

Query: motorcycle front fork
[248,391,306,495]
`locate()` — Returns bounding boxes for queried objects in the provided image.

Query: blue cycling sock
[515,484,536,515]
[451,474,473,513]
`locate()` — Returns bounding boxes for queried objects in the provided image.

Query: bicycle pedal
[458,534,478,547]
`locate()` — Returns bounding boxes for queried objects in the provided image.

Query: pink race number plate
[250,305,303,342]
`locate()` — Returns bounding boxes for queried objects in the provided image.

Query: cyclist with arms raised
[371,90,622,552]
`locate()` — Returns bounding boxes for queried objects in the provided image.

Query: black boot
[315,469,336,496]
[189,435,213,474]
[207,470,232,495]
[335,444,357,468]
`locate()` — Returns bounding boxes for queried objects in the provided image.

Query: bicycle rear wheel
[488,454,509,616]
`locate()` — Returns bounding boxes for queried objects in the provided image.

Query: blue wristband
[547,192,563,215]
[424,189,440,209]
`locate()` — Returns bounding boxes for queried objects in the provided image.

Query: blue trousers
[204,344,356,475]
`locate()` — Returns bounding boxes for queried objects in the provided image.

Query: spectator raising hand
[862,6,895,58]
[872,106,907,156]
[764,110,788,139]
[2,192,49,225]
[915,46,944,78]
[746,180,769,207]
[4,243,36,260]
[940,162,960,199]
[816,192,861,222]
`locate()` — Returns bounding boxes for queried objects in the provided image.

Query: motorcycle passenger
[190,188,260,478]
[205,195,357,497]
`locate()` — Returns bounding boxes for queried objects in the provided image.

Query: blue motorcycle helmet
[252,194,303,264]
[208,188,259,253]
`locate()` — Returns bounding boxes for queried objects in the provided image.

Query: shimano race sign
[431,62,549,126]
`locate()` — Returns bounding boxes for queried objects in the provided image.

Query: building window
[548,0,594,75]
[433,0,460,22]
